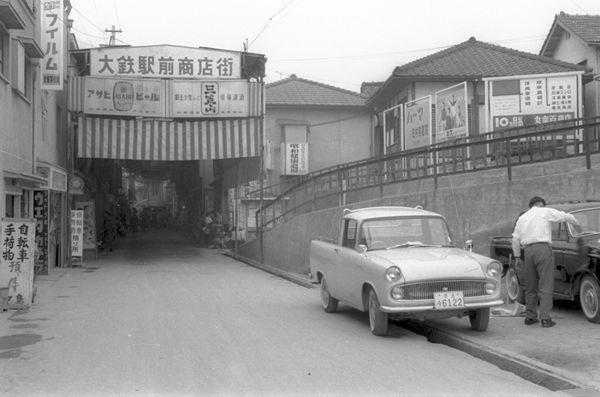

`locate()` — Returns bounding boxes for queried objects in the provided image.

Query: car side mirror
[357,244,368,254]
[465,239,473,252]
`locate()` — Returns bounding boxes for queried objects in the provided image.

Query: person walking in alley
[102,210,117,252]
[512,196,579,328]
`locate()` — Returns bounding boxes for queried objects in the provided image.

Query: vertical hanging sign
[41,0,64,90]
[71,210,84,257]
[0,219,37,308]
[33,190,49,276]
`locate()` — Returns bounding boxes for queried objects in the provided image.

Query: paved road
[0,232,557,396]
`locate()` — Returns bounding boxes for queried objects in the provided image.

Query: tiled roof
[557,13,600,45]
[392,37,587,78]
[266,75,367,107]
[360,81,384,98]
[369,37,589,106]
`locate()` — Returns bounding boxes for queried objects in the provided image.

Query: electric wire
[248,0,298,48]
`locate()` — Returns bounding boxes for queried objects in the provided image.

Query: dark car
[490,202,600,323]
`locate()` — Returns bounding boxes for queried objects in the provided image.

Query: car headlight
[385,266,403,282]
[486,261,502,278]
[485,281,496,295]
[391,286,404,300]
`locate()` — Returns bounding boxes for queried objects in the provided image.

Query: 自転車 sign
[0,219,36,308]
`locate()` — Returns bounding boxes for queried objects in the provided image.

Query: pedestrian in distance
[511,196,580,328]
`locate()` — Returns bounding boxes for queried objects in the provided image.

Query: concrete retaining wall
[238,154,600,275]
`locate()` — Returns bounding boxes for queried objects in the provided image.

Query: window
[0,24,7,78]
[5,194,15,217]
[20,190,30,218]
[342,219,357,248]
[12,40,32,99]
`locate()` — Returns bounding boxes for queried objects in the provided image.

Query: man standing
[512,196,579,328]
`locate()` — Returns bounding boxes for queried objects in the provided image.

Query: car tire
[368,288,388,336]
[320,278,338,313]
[469,308,490,331]
[579,275,600,323]
[505,267,525,304]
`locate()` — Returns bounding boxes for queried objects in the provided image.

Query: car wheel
[469,308,490,331]
[368,288,388,336]
[505,267,525,304]
[579,275,600,323]
[320,278,338,313]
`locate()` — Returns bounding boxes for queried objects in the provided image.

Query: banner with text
[486,73,579,130]
[71,210,84,257]
[41,0,64,90]
[33,191,49,276]
[84,77,165,117]
[282,142,309,175]
[435,82,468,143]
[0,219,36,308]
[404,96,432,150]
[89,45,241,79]
[172,80,249,117]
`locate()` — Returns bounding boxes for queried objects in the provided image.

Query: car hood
[368,247,488,281]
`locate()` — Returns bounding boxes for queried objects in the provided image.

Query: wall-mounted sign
[84,77,165,117]
[0,219,36,308]
[75,201,97,251]
[70,210,83,257]
[435,82,468,143]
[171,80,249,117]
[485,73,581,131]
[89,45,241,79]
[41,0,64,90]
[404,96,432,150]
[33,191,49,276]
[282,142,309,175]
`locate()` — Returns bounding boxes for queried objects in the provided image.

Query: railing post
[338,166,344,207]
[432,148,438,189]
[379,158,384,198]
[311,178,317,212]
[506,136,512,181]
[584,121,591,170]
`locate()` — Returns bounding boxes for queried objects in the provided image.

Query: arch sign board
[484,72,584,131]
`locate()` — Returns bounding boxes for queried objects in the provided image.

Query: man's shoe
[541,319,556,328]
[524,318,539,325]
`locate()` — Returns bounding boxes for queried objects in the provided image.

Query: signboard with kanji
[171,80,249,117]
[33,191,49,276]
[282,142,309,175]
[71,210,84,257]
[485,73,582,131]
[84,77,165,117]
[41,0,64,90]
[435,82,469,143]
[89,45,241,79]
[0,219,36,308]
[404,96,432,150]
[75,201,97,250]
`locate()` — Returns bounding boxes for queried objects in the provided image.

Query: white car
[310,206,504,336]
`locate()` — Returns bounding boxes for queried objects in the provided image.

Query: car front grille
[401,280,487,300]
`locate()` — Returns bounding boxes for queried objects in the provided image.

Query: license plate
[433,291,465,309]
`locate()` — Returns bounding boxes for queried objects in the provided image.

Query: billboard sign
[89,45,241,79]
[71,210,84,257]
[84,77,165,117]
[282,142,309,175]
[404,96,432,150]
[41,0,64,90]
[435,82,468,143]
[486,73,580,130]
[171,80,249,117]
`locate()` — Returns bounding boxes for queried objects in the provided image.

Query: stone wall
[238,154,600,275]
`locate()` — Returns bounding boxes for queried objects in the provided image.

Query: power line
[248,0,299,48]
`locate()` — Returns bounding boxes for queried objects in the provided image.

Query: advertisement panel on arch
[435,82,469,143]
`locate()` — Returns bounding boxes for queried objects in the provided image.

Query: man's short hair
[529,196,546,208]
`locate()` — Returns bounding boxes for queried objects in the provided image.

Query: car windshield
[569,208,600,236]
[359,216,453,250]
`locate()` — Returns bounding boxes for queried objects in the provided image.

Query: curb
[223,251,315,289]
[398,320,595,394]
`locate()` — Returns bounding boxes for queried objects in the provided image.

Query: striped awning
[77,116,262,161]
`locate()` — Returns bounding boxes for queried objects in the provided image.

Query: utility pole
[104,25,122,47]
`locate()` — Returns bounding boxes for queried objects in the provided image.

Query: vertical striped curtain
[77,116,263,161]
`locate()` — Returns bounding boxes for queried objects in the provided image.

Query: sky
[69,0,600,92]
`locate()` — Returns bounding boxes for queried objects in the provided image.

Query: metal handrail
[257,118,600,230]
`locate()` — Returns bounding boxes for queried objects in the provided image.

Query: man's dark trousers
[524,243,554,320]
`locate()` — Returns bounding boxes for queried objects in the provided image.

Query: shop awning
[77,116,262,161]
[0,1,25,29]
[4,170,47,186]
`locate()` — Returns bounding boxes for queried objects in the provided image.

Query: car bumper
[380,298,504,313]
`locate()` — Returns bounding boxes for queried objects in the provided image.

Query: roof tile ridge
[392,38,474,75]
[290,76,368,98]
